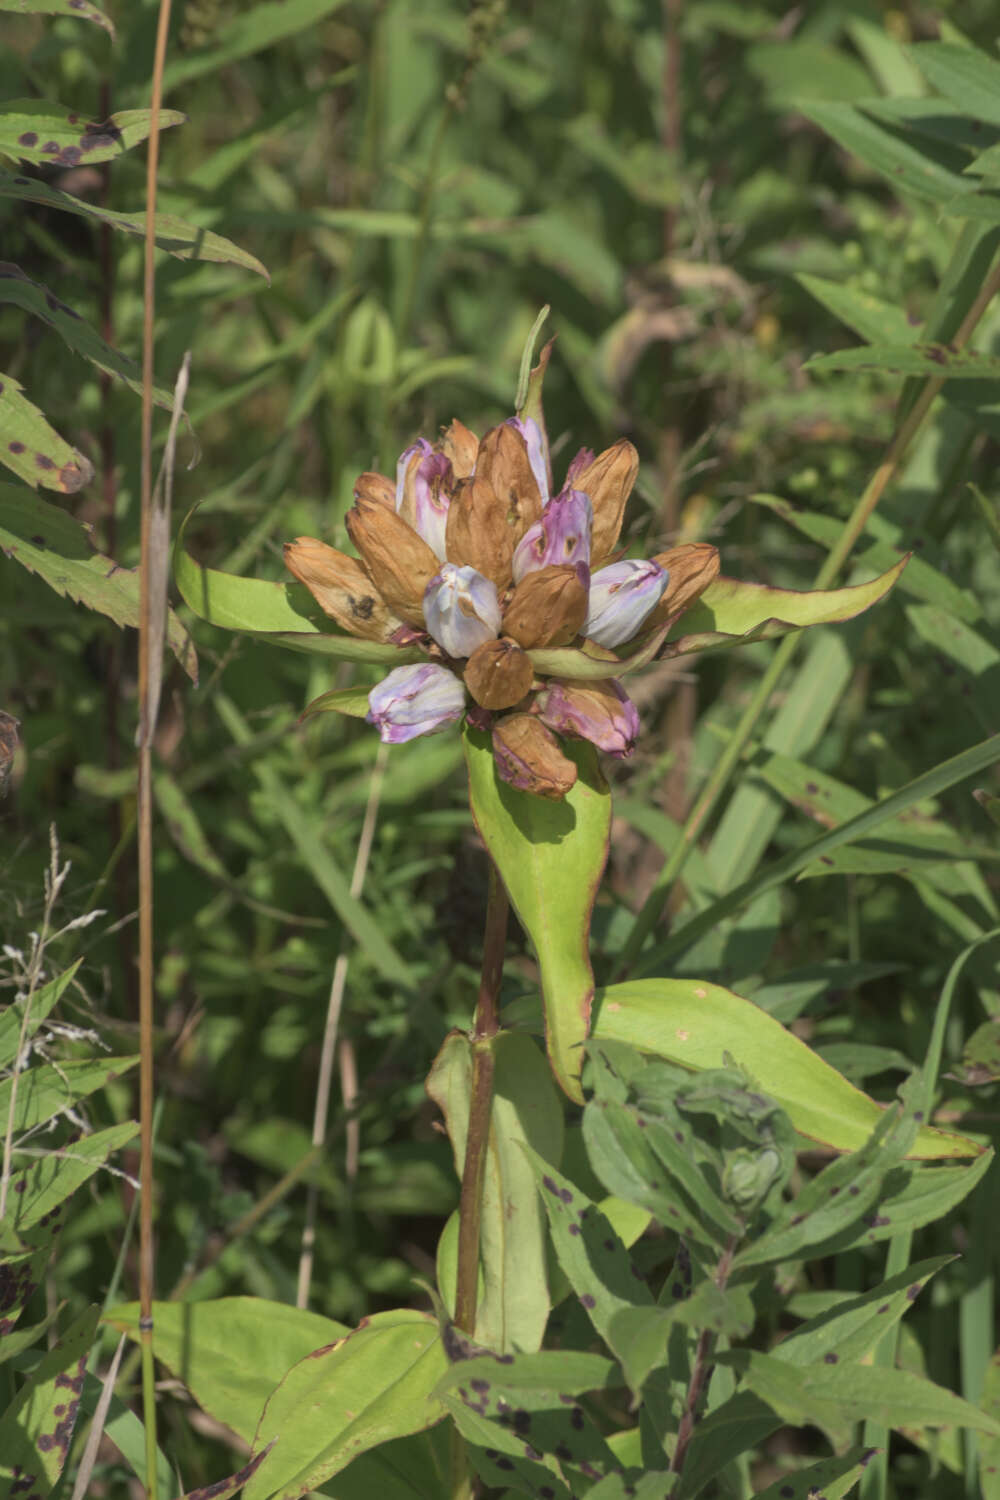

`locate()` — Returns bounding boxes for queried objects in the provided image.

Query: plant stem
[670,1236,737,1479]
[617,255,1000,975]
[453,861,508,1336]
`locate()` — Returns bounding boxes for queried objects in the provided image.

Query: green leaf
[608,1282,755,1396]
[751,1448,881,1500]
[174,519,418,666]
[798,273,915,343]
[0,960,81,1070]
[801,101,974,204]
[591,981,979,1159]
[664,558,907,656]
[0,168,268,278]
[161,0,350,92]
[912,43,1000,130]
[106,1297,349,1443]
[0,1055,137,1136]
[954,1018,1000,1085]
[1,1121,137,1251]
[0,102,184,168]
[0,262,174,406]
[0,0,111,32]
[0,485,198,680]
[426,1031,563,1353]
[980,1348,1000,1499]
[243,1310,447,1500]
[0,371,93,492]
[300,684,372,720]
[807,343,1000,379]
[906,602,1000,677]
[0,1307,99,1495]
[464,726,611,1103]
[434,1348,618,1407]
[724,1349,1000,1436]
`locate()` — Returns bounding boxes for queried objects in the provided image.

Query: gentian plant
[167,331,991,1500]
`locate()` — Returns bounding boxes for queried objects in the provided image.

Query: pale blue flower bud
[584,559,668,648]
[366,663,466,744]
[423,564,502,658]
[512,489,593,583]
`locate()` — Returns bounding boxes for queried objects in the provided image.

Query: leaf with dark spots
[0,0,114,33]
[180,1443,275,1500]
[0,262,175,407]
[0,485,197,680]
[0,371,92,493]
[0,101,184,169]
[0,1306,98,1488]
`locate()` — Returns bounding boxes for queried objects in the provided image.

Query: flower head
[287,407,718,795]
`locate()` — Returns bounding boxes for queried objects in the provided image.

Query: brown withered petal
[492,713,578,800]
[346,496,441,627]
[464,637,534,710]
[573,439,639,569]
[646,543,721,628]
[445,475,514,591]
[440,419,479,479]
[353,471,396,509]
[501,564,588,649]
[474,423,543,543]
[284,537,402,642]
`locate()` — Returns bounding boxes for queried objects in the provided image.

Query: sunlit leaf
[0,102,184,168]
[0,1308,99,1494]
[0,372,92,492]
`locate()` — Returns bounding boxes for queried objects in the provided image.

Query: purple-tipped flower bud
[394,439,433,509]
[584,559,669,648]
[535,678,640,758]
[396,445,453,560]
[505,416,549,504]
[423,563,502,658]
[366,663,466,744]
[512,489,593,583]
[564,446,595,486]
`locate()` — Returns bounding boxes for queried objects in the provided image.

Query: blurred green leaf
[912,43,1000,129]
[807,342,1000,378]
[798,272,915,343]
[803,101,974,203]
[0,0,111,31]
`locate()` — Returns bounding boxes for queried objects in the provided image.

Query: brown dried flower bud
[501,563,588,649]
[464,637,534,710]
[346,496,440,627]
[353,471,396,509]
[440,419,479,479]
[445,475,515,591]
[475,423,543,542]
[573,439,639,568]
[492,713,578,800]
[646,543,721,628]
[283,537,402,641]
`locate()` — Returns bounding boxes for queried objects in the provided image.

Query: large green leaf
[0,960,80,1071]
[663,558,906,656]
[0,1055,137,1136]
[798,273,915,343]
[0,0,111,32]
[751,1448,885,1500]
[106,1297,349,1443]
[161,0,350,91]
[0,1121,138,1254]
[912,43,1000,130]
[0,168,268,278]
[0,1307,99,1496]
[0,485,198,680]
[806,343,1000,379]
[0,371,92,492]
[0,262,174,406]
[591,980,978,1158]
[174,522,419,666]
[426,1030,563,1352]
[465,726,611,1102]
[243,1310,447,1500]
[801,101,974,204]
[0,102,184,168]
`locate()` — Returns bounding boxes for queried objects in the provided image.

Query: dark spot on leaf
[805,781,818,793]
[824,1351,838,1364]
[570,1406,584,1430]
[559,1187,573,1203]
[580,1293,596,1308]
[497,1353,514,1364]
[906,1283,920,1300]
[14,177,31,185]
[555,1443,572,1462]
[568,1223,580,1236]
[877,1303,889,1314]
[820,855,834,866]
[603,1239,615,1251]
[675,1130,684,1143]
[513,1409,531,1433]
[36,453,56,470]
[672,1281,685,1299]
[470,1378,489,1392]
[496,1457,514,1471]
[9,441,25,454]
[524,1444,542,1461]
[781,1488,794,1498]
[848,1185,859,1196]
[18,132,38,147]
[914,1110,924,1122]
[542,1175,558,1195]
[541,1488,555,1498]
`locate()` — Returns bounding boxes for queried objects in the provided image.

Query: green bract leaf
[0,1307,98,1493]
[300,684,372,720]
[591,980,979,1158]
[0,485,197,680]
[465,726,611,1103]
[0,168,268,278]
[0,262,174,406]
[106,1297,349,1443]
[426,1031,563,1353]
[0,371,93,492]
[0,102,184,168]
[0,0,111,32]
[174,518,419,665]
[664,558,906,656]
[243,1310,447,1500]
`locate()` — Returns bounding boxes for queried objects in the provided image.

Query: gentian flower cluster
[284,417,719,799]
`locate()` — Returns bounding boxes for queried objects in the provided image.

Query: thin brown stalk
[137,2,173,1494]
[670,1236,737,1478]
[453,862,509,1336]
[296,742,389,1310]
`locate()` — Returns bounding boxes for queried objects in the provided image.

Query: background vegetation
[2,0,1000,1494]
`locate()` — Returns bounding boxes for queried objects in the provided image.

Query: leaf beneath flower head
[663,557,907,655]
[174,515,423,667]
